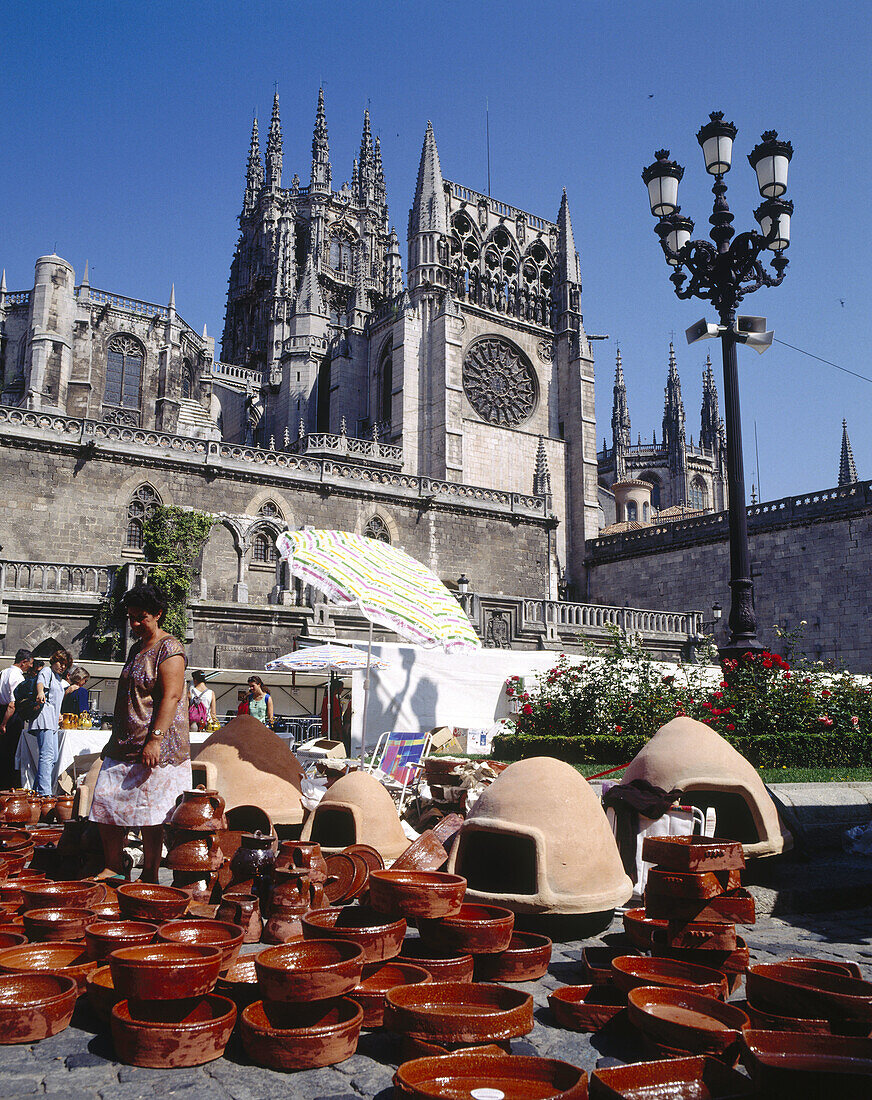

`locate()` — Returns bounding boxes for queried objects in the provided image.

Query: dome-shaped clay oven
[193,715,303,825]
[447,757,632,915]
[621,717,791,858]
[300,770,409,861]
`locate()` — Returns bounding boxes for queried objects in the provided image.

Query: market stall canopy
[266,644,389,673]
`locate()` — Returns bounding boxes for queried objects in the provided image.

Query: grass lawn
[571,763,872,784]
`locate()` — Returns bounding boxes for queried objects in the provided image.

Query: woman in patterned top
[90,584,190,882]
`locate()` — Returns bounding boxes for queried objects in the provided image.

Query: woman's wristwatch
[149,729,164,740]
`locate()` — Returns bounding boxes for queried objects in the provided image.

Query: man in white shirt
[0,648,33,788]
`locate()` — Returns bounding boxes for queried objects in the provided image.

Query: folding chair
[367,727,456,815]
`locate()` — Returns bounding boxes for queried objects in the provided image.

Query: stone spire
[81,259,89,287]
[0,268,6,313]
[611,349,631,450]
[408,122,448,289]
[295,249,324,316]
[700,353,720,451]
[662,342,686,456]
[556,189,581,286]
[244,116,264,213]
[265,92,282,190]
[310,87,331,192]
[386,226,403,296]
[839,419,858,485]
[357,109,374,203]
[533,435,552,497]
[374,135,386,207]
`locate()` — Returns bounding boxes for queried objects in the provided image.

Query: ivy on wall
[142,507,214,642]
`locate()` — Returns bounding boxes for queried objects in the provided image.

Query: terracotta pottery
[0,849,34,876]
[216,956,260,1010]
[622,908,667,951]
[666,920,738,951]
[0,931,26,948]
[548,984,626,1032]
[395,1052,589,1100]
[423,758,465,787]
[398,942,475,983]
[216,892,262,944]
[0,826,32,850]
[627,986,749,1058]
[384,981,534,1044]
[28,826,63,846]
[156,919,244,972]
[745,994,832,1035]
[655,935,750,977]
[344,850,373,900]
[110,994,237,1068]
[14,869,47,884]
[0,972,77,1043]
[21,880,105,910]
[323,852,363,904]
[301,771,409,861]
[0,884,23,908]
[22,908,95,943]
[611,956,728,1001]
[228,831,276,897]
[350,961,431,1027]
[168,788,227,832]
[417,904,514,956]
[399,1036,511,1061]
[240,997,363,1071]
[742,1029,872,1098]
[581,946,628,986]
[84,920,159,961]
[54,796,75,823]
[117,882,189,921]
[302,905,406,964]
[783,956,863,980]
[646,868,743,901]
[108,943,222,1001]
[164,829,224,872]
[1,793,32,826]
[39,797,56,822]
[392,830,450,873]
[473,931,553,983]
[343,843,385,873]
[589,1055,755,1099]
[90,901,123,920]
[429,813,465,853]
[274,840,328,883]
[644,888,756,924]
[746,962,872,1022]
[368,870,467,920]
[26,795,42,826]
[0,917,24,932]
[255,939,366,1002]
[86,965,119,1023]
[0,941,98,995]
[642,835,746,873]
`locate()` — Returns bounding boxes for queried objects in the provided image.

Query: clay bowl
[582,946,628,986]
[622,908,667,951]
[29,826,63,846]
[302,906,407,964]
[21,880,103,910]
[627,986,749,1058]
[0,827,31,851]
[1,848,35,875]
[84,920,159,961]
[216,956,260,1010]
[0,941,98,995]
[473,932,553,983]
[385,981,534,1044]
[399,942,475,983]
[399,1036,512,1061]
[22,908,95,943]
[644,888,756,924]
[784,956,863,980]
[109,943,222,1001]
[646,868,742,901]
[368,869,467,920]
[0,858,7,884]
[742,1029,872,1099]
[240,997,363,1071]
[666,920,738,951]
[745,993,832,1035]
[395,1051,589,1099]
[746,962,872,1022]
[0,931,26,948]
[417,904,514,956]
[156,920,244,972]
[14,870,48,884]
[641,835,746,873]
[611,956,728,1001]
[655,936,751,984]
[392,830,449,873]
[111,994,237,1068]
[590,1055,755,1099]
[0,972,77,1043]
[0,917,24,932]
[0,884,24,908]
[86,965,119,1023]
[117,882,189,921]
[350,961,432,1027]
[548,984,626,1032]
[255,939,366,1002]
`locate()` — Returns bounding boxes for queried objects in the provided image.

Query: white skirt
[89,756,192,827]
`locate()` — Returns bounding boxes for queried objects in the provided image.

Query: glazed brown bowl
[746,962,872,1022]
[0,884,23,908]
[22,908,94,943]
[395,1051,589,1099]
[368,870,466,920]
[392,830,449,873]
[256,939,366,1002]
[21,880,104,910]
[156,920,244,972]
[398,942,475,983]
[116,882,189,921]
[665,920,738,951]
[111,994,237,1068]
[84,920,159,961]
[783,957,863,980]
[417,904,514,956]
[109,943,222,1001]
[590,1055,755,1099]
[646,868,742,901]
[384,981,534,1044]
[548,984,626,1033]
[0,827,30,851]
[641,835,746,873]
[0,972,77,1043]
[0,931,26,948]
[350,961,431,1027]
[216,956,260,1010]
[301,906,406,964]
[0,941,98,995]
[622,908,667,951]
[740,1028,872,1097]
[745,993,832,1035]
[473,932,553,983]
[240,997,363,1071]
[90,902,123,920]
[86,965,119,1023]
[627,986,749,1057]
[611,956,728,1001]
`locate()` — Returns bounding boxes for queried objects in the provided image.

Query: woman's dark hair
[122,583,168,619]
[50,648,74,674]
[191,670,206,686]
[247,675,265,689]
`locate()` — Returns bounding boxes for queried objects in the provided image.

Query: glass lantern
[748,131,793,198]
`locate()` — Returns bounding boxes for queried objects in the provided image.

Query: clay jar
[274,841,328,885]
[263,868,325,946]
[164,831,224,872]
[53,796,75,824]
[0,793,32,826]
[216,893,262,944]
[228,832,276,898]
[169,789,227,832]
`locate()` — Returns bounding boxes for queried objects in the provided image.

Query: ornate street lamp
[642,114,793,662]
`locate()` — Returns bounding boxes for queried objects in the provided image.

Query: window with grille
[252,531,277,562]
[258,500,282,519]
[105,335,145,409]
[364,515,390,543]
[182,360,193,399]
[688,477,709,511]
[126,484,161,550]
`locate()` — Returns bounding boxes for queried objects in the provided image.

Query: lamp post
[642,115,793,662]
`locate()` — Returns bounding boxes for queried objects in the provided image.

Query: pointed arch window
[640,474,662,510]
[105,335,144,409]
[329,236,353,275]
[182,359,193,399]
[252,530,278,563]
[378,342,393,430]
[364,515,391,544]
[126,484,162,550]
[258,500,283,519]
[688,476,709,511]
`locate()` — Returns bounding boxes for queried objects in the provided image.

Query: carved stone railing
[288,432,403,468]
[448,182,553,232]
[210,360,264,387]
[522,598,702,638]
[0,561,116,598]
[2,291,30,308]
[86,288,169,320]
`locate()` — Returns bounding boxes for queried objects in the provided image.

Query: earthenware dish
[22,907,94,943]
[216,956,260,1010]
[622,908,667,951]
[368,869,467,919]
[240,997,363,1071]
[301,906,406,963]
[349,961,431,1027]
[323,852,365,904]
[21,880,104,910]
[391,830,449,873]
[744,994,832,1035]
[548,984,626,1032]
[641,836,746,873]
[746,962,872,1022]
[86,965,119,1023]
[655,936,750,983]
[589,1054,754,1099]
[0,941,98,995]
[117,882,189,921]
[473,931,552,982]
[394,1051,589,1099]
[156,920,244,972]
[0,931,26,948]
[783,956,863,979]
[611,956,728,1000]
[581,945,628,986]
[644,888,756,924]
[417,904,514,956]
[646,868,742,901]
[109,943,222,1001]
[255,939,366,1002]
[111,994,237,1068]
[343,843,384,873]
[0,972,77,1043]
[398,942,475,983]
[384,981,534,1043]
[627,987,749,1058]
[666,920,738,951]
[741,1029,872,1099]
[84,920,159,961]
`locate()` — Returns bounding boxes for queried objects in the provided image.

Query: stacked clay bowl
[216,956,259,1011]
[156,920,244,973]
[108,943,235,1067]
[590,1055,755,1098]
[473,932,553,983]
[21,879,104,910]
[351,962,432,1028]
[23,908,95,943]
[395,1051,589,1099]
[745,960,872,1035]
[86,966,120,1023]
[741,1029,872,1097]
[117,882,189,921]
[398,940,475,984]
[368,870,466,920]
[548,984,627,1033]
[85,921,159,962]
[241,939,366,1069]
[627,986,749,1063]
[302,906,407,964]
[611,955,728,1001]
[417,904,515,957]
[0,972,78,1043]
[384,981,534,1048]
[0,942,98,995]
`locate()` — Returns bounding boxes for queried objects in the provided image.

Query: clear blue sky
[2,0,869,501]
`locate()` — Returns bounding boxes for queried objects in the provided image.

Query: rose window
[462,338,536,426]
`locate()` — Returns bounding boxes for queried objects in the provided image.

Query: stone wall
[586,481,872,670]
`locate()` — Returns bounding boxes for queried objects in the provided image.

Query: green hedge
[492,732,872,769]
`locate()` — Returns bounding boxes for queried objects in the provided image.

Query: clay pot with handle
[53,796,75,823]
[217,892,262,944]
[2,792,32,826]
[274,841,328,885]
[169,789,227,832]
[164,830,225,872]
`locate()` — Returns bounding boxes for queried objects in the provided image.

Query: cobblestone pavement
[1,906,870,1100]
